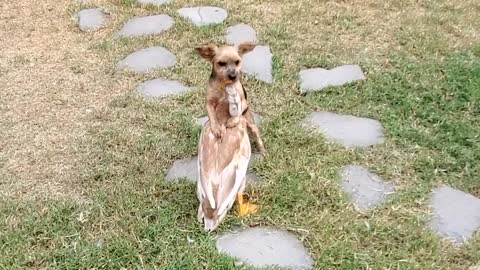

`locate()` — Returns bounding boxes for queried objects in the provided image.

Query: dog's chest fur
[212,83,246,124]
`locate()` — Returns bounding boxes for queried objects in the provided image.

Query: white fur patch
[226,85,242,117]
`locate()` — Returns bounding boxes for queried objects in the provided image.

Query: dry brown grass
[0,0,134,200]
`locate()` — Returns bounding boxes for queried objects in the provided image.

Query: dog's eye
[235,60,240,65]
[218,61,226,67]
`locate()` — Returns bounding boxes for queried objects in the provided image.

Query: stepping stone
[195,112,262,127]
[165,157,198,182]
[242,46,273,84]
[217,227,314,270]
[76,8,108,31]
[166,155,261,184]
[137,79,189,98]
[226,23,257,45]
[116,47,176,73]
[299,65,366,93]
[137,0,171,5]
[429,186,480,244]
[195,116,209,127]
[340,165,395,211]
[177,7,227,27]
[302,112,384,148]
[116,15,174,38]
[245,172,261,185]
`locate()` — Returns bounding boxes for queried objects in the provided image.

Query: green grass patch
[2,0,480,268]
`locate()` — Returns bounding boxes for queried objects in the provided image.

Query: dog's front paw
[210,123,222,139]
[226,117,240,128]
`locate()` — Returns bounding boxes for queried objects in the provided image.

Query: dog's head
[195,42,255,83]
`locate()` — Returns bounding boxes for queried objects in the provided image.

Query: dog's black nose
[228,74,237,80]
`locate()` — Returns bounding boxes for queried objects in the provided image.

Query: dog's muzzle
[227,68,237,81]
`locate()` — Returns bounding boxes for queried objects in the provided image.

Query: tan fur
[196,42,266,154]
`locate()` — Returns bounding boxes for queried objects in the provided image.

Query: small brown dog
[195,42,266,155]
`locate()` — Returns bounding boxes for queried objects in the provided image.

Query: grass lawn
[1,0,479,269]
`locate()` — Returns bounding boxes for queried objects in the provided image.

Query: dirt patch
[0,0,127,200]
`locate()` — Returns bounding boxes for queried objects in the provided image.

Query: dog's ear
[195,44,217,62]
[237,42,256,56]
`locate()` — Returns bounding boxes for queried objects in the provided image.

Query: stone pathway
[76,8,108,31]
[137,79,189,98]
[217,227,314,270]
[429,186,480,244]
[71,0,480,267]
[341,165,395,211]
[242,46,273,84]
[116,15,174,38]
[116,47,176,73]
[177,7,227,26]
[226,24,257,45]
[165,156,197,182]
[302,112,384,148]
[299,65,366,94]
[137,0,171,5]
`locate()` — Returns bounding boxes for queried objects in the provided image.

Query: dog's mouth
[226,69,239,82]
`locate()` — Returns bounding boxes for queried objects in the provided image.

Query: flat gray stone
[116,15,174,38]
[137,79,189,98]
[117,47,176,73]
[76,8,107,31]
[195,116,209,127]
[302,112,384,148]
[166,157,198,182]
[177,7,227,27]
[226,23,257,45]
[429,186,480,244]
[299,65,366,93]
[245,172,261,185]
[217,227,314,270]
[137,0,171,5]
[341,165,395,211]
[195,112,262,127]
[166,155,261,184]
[242,46,273,84]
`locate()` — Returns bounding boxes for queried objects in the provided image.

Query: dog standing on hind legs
[195,42,266,156]
[195,42,264,231]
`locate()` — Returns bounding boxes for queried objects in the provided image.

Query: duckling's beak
[204,218,218,232]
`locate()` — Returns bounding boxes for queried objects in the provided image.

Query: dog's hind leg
[243,108,266,155]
